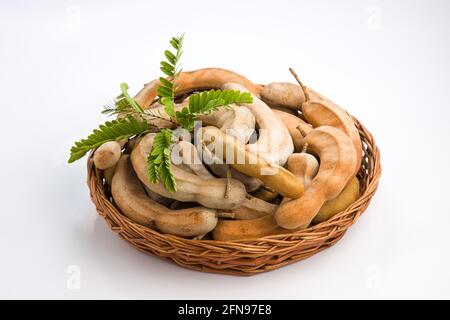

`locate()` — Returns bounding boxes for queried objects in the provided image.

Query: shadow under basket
[87,116,381,276]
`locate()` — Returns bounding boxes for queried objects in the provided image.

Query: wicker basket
[87,97,381,276]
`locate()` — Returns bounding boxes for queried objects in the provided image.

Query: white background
[1,0,449,299]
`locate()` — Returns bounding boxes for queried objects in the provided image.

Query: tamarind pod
[260,82,306,110]
[305,88,334,104]
[272,109,313,152]
[173,163,195,174]
[280,152,320,206]
[93,141,122,170]
[103,165,116,186]
[199,126,303,199]
[170,201,236,220]
[198,105,256,143]
[301,96,362,177]
[169,201,198,210]
[251,186,279,202]
[171,140,215,179]
[222,83,294,166]
[212,215,287,241]
[285,151,358,224]
[208,164,262,193]
[144,185,174,207]
[286,153,319,189]
[133,68,261,109]
[196,138,263,193]
[231,195,278,220]
[312,177,360,224]
[126,136,142,152]
[275,126,357,229]
[111,156,217,237]
[131,133,247,210]
[268,105,297,115]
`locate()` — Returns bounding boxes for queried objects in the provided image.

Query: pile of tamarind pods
[95,68,362,241]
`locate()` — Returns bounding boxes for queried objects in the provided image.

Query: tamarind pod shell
[144,185,174,208]
[260,82,306,110]
[286,153,319,189]
[112,155,218,237]
[198,105,256,144]
[199,126,303,199]
[301,96,362,177]
[273,109,313,152]
[231,195,278,220]
[223,82,294,166]
[268,105,298,115]
[208,164,263,193]
[103,165,117,186]
[133,68,261,109]
[312,177,360,224]
[251,186,279,202]
[93,141,122,170]
[212,215,286,241]
[275,126,357,229]
[169,201,199,210]
[131,133,247,210]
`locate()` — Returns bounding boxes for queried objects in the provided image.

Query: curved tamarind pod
[171,140,215,179]
[212,214,286,241]
[275,126,357,229]
[144,186,174,207]
[177,153,269,220]
[196,138,262,193]
[222,83,294,166]
[169,201,236,219]
[272,109,312,152]
[286,152,319,190]
[126,136,143,152]
[251,186,279,202]
[208,164,262,193]
[146,100,256,144]
[269,105,298,115]
[133,68,261,109]
[305,87,343,106]
[111,156,217,237]
[169,201,198,210]
[230,195,278,220]
[176,147,273,220]
[198,105,255,143]
[301,97,362,177]
[285,151,359,224]
[260,82,306,110]
[103,165,116,186]
[199,126,303,199]
[312,177,360,224]
[280,151,319,206]
[131,133,247,210]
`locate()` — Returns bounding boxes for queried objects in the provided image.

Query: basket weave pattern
[87,115,381,275]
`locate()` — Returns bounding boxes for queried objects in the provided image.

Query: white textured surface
[1,0,449,299]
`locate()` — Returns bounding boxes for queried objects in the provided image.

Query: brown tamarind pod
[133,68,261,109]
[111,156,218,237]
[275,126,357,229]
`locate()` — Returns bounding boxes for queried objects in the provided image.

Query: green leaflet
[102,82,143,117]
[173,89,253,131]
[157,34,185,119]
[147,129,176,192]
[149,34,185,191]
[68,116,149,163]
